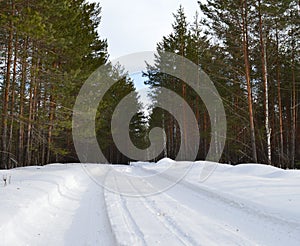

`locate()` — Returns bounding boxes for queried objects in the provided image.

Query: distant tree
[96,64,149,164]
[145,6,212,161]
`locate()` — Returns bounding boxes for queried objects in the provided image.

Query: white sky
[94,0,201,59]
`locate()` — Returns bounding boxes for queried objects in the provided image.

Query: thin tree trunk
[1,6,14,168]
[18,38,28,166]
[195,96,200,159]
[291,46,296,169]
[182,83,188,159]
[8,34,18,168]
[31,70,39,164]
[275,27,284,166]
[26,44,36,165]
[41,82,47,165]
[258,0,271,164]
[286,96,291,160]
[241,0,257,163]
[26,81,33,165]
[162,111,167,157]
[47,88,56,164]
[203,110,208,158]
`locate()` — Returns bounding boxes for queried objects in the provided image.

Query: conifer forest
[0,0,299,169]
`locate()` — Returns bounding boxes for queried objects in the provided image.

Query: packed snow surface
[0,159,299,246]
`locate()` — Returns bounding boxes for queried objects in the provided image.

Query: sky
[94,0,201,59]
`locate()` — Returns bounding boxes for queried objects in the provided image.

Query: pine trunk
[275,28,284,166]
[8,34,18,168]
[291,48,296,169]
[258,0,271,165]
[47,92,56,164]
[18,38,28,165]
[26,44,37,165]
[241,0,258,163]
[1,11,14,169]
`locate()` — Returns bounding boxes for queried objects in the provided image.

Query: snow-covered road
[0,160,299,245]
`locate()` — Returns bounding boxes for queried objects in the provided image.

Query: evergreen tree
[0,0,108,168]
[199,0,299,165]
[145,6,212,161]
[96,64,149,164]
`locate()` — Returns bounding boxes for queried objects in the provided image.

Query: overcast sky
[94,0,201,59]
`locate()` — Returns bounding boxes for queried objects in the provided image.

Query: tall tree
[0,0,108,168]
[257,0,271,164]
[199,0,258,162]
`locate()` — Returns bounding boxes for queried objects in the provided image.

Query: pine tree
[145,7,213,161]
[0,0,108,168]
[198,0,299,165]
[96,64,148,164]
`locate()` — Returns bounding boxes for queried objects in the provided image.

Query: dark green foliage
[198,0,300,166]
[145,2,299,166]
[145,6,213,161]
[0,0,109,167]
[95,65,149,164]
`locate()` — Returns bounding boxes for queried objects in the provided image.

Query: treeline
[1,0,299,169]
[0,0,147,168]
[146,1,299,168]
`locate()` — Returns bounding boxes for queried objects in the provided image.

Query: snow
[0,159,299,245]
[0,165,115,246]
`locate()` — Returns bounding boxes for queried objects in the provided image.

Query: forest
[0,0,299,169]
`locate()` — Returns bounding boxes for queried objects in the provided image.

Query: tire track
[136,166,300,245]
[139,166,300,228]
[126,174,254,246]
[104,173,147,246]
[125,176,198,246]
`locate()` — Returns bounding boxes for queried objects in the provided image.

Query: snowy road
[103,164,300,246]
[0,160,300,245]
